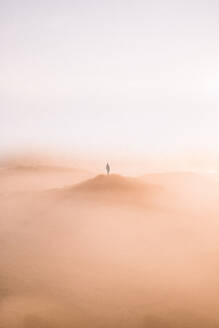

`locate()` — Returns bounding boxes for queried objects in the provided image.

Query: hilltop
[55,174,161,209]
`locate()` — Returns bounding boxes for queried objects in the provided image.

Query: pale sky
[1,0,219,170]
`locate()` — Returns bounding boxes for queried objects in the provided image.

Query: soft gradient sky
[1,0,219,170]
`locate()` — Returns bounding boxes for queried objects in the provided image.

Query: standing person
[106,162,110,175]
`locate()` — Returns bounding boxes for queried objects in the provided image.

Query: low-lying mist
[0,165,219,327]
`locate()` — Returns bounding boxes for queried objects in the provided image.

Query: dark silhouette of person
[106,162,110,175]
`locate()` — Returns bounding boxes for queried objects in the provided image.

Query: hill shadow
[56,174,162,210]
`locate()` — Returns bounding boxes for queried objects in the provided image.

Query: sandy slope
[0,165,93,193]
[0,169,219,327]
